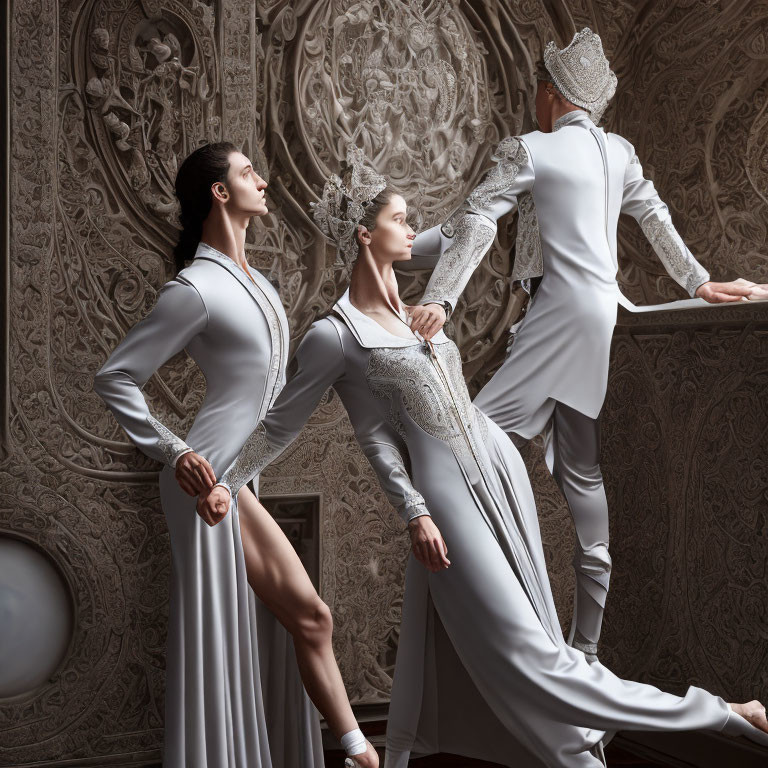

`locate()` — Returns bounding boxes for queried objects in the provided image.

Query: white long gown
[212,289,732,768]
[94,241,323,768]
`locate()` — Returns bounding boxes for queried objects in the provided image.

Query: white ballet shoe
[721,706,768,748]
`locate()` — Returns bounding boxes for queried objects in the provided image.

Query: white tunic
[94,242,323,768]
[411,109,710,424]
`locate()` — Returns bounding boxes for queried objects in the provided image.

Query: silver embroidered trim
[146,414,191,466]
[474,407,489,445]
[219,421,282,498]
[466,137,527,212]
[510,191,543,282]
[640,215,710,297]
[365,343,490,477]
[421,214,497,309]
[552,110,587,132]
[544,27,617,123]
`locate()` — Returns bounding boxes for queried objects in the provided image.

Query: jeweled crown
[543,27,617,123]
[310,145,388,267]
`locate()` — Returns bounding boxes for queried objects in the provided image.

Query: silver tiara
[311,145,388,267]
[544,27,617,123]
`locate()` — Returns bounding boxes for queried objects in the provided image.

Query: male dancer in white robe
[405,28,767,663]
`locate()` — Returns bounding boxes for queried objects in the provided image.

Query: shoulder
[155,273,206,314]
[175,258,227,301]
[606,131,636,162]
[298,316,346,357]
[491,134,531,164]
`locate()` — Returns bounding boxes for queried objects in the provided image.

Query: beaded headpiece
[544,27,617,123]
[311,145,388,266]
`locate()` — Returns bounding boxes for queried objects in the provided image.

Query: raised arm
[620,146,710,298]
[214,318,346,501]
[93,276,208,467]
[416,136,535,315]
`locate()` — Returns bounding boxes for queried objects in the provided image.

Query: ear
[357,224,372,245]
[211,182,229,202]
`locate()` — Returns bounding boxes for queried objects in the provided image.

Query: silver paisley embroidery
[466,137,527,212]
[219,421,283,498]
[365,343,490,477]
[640,215,709,297]
[510,191,543,283]
[146,414,191,465]
[421,214,496,309]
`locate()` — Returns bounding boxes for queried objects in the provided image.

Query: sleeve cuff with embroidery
[146,414,193,467]
[171,447,195,468]
[398,490,431,524]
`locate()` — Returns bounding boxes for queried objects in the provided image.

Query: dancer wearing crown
[197,147,768,768]
[405,28,768,664]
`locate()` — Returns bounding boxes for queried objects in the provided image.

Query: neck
[348,246,401,313]
[200,207,252,270]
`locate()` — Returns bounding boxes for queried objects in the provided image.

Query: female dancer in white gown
[197,148,768,768]
[95,143,378,768]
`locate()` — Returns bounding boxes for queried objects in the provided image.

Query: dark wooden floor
[325,742,668,766]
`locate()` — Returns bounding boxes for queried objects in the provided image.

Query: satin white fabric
[410,110,710,424]
[94,242,323,768]
[214,297,731,768]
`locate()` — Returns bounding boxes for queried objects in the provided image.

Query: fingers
[438,536,451,567]
[196,495,230,527]
[177,473,198,496]
[196,499,214,526]
[413,537,450,572]
[421,315,442,341]
[713,291,744,303]
[409,306,444,338]
[200,457,217,488]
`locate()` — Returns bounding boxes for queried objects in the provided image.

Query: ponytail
[173,141,238,273]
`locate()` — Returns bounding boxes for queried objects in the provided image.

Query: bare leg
[236,486,378,768]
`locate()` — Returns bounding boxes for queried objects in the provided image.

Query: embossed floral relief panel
[3,0,767,764]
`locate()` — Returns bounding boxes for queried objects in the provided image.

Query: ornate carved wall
[1,0,766,764]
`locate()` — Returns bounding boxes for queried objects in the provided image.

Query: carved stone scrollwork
[5,0,768,763]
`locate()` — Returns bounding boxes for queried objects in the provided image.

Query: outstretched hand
[196,485,231,527]
[404,303,446,341]
[695,278,767,303]
[408,515,450,572]
[175,451,217,496]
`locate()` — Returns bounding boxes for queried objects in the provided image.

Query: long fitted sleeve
[93,276,208,466]
[335,376,430,524]
[621,148,710,297]
[416,136,535,312]
[218,318,430,524]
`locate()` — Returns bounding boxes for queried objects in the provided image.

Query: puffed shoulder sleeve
[417,136,535,313]
[620,143,710,297]
[93,276,208,466]
[217,318,346,499]
[335,378,430,525]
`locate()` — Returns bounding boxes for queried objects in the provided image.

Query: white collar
[332,288,450,349]
[552,109,593,132]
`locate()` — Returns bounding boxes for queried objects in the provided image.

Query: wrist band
[340,728,367,756]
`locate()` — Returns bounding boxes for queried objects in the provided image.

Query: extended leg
[550,402,611,659]
[236,486,378,768]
